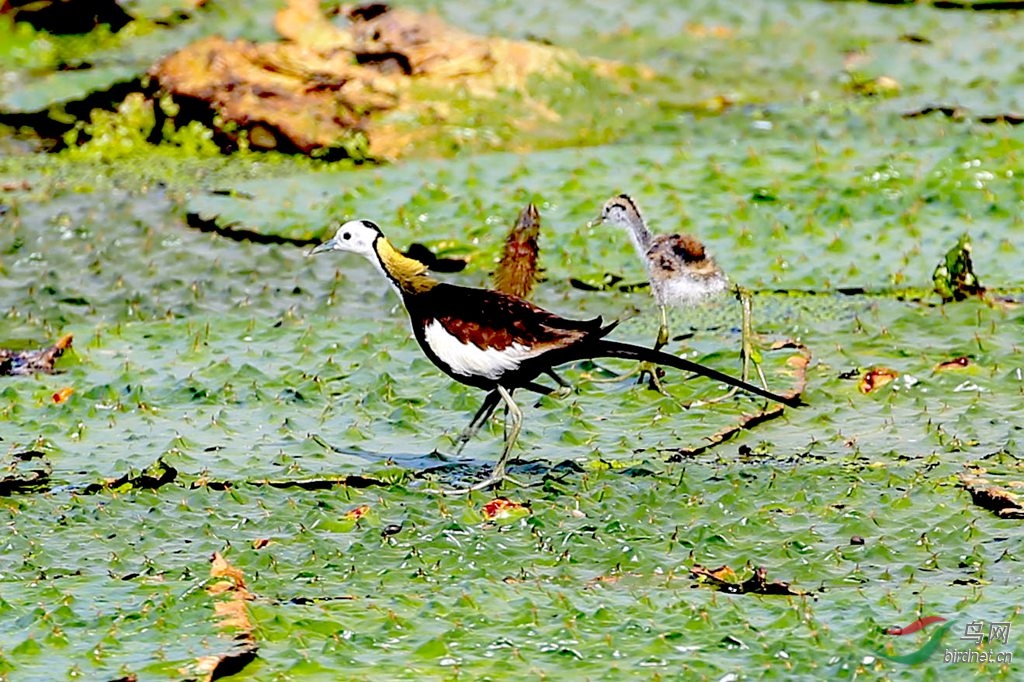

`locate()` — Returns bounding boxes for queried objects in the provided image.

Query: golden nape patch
[376,238,438,294]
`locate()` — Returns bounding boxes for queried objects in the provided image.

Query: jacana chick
[310,219,796,493]
[596,194,765,396]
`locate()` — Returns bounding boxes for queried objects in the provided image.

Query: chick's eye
[342,232,352,240]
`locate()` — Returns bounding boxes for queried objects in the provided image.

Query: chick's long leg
[635,305,670,392]
[695,286,768,405]
[544,369,574,398]
[739,287,769,390]
[590,304,670,394]
[654,304,670,351]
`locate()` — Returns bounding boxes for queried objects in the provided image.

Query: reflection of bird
[492,202,542,300]
[310,219,796,493]
[595,194,764,396]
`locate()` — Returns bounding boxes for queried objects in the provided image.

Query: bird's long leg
[441,385,523,495]
[452,390,501,456]
[454,382,558,456]
[738,287,769,391]
[490,385,522,483]
[654,304,670,352]
[633,304,670,393]
[591,305,670,394]
[544,369,574,398]
[694,286,767,405]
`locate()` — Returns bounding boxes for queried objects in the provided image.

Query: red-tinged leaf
[482,497,528,520]
[935,356,970,371]
[885,615,947,636]
[344,504,370,521]
[859,367,898,394]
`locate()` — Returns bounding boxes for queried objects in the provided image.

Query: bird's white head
[308,219,383,260]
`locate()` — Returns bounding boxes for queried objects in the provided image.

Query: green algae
[2,0,1024,679]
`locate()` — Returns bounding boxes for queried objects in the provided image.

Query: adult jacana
[310,219,797,493]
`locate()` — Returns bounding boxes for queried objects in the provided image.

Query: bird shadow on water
[310,434,592,490]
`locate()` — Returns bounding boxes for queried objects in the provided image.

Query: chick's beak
[586,214,605,229]
[307,238,337,257]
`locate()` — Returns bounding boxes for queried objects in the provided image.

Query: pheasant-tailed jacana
[310,219,797,493]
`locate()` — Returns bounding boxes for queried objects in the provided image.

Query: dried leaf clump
[492,203,542,300]
[691,564,806,596]
[859,367,898,394]
[959,472,1024,519]
[0,333,73,376]
[152,0,641,159]
[186,552,259,680]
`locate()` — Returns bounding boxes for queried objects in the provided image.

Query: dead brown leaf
[959,473,1024,519]
[1,333,73,376]
[691,564,806,596]
[209,552,249,592]
[481,497,529,520]
[82,458,177,494]
[185,552,258,680]
[274,0,353,51]
[51,387,74,403]
[344,504,370,521]
[935,356,971,371]
[492,203,542,300]
[0,450,51,496]
[903,105,1024,125]
[859,367,897,394]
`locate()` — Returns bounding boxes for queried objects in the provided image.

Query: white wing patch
[423,320,543,380]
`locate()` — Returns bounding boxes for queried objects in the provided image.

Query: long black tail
[592,339,802,407]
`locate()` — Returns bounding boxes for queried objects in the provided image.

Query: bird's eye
[342,232,352,240]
